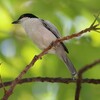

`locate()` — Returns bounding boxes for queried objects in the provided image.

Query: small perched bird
[12,13,77,78]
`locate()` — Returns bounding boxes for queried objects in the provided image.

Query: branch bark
[0,77,100,89]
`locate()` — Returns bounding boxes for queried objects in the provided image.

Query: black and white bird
[12,13,77,78]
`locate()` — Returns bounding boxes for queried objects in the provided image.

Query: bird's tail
[61,54,77,77]
[56,47,77,77]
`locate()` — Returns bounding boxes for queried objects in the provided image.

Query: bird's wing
[41,19,69,53]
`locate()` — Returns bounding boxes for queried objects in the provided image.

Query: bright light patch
[1,39,16,57]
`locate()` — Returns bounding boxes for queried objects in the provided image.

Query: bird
[12,13,77,78]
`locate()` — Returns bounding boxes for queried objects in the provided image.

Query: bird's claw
[72,73,77,80]
[34,55,42,60]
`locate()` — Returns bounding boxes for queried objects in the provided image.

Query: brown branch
[75,59,100,100]
[0,77,100,89]
[2,16,100,100]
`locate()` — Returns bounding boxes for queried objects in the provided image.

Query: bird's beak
[12,20,19,24]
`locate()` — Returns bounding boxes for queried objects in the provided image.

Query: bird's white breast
[22,18,57,53]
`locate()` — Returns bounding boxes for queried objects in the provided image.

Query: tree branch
[2,15,100,100]
[75,59,100,100]
[0,77,100,89]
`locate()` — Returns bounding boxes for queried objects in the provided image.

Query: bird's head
[12,13,38,24]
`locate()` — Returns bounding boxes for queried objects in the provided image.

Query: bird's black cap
[12,13,38,24]
[18,13,38,20]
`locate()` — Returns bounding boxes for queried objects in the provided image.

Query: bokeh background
[0,0,100,100]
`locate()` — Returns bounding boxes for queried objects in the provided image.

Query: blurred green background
[0,0,100,100]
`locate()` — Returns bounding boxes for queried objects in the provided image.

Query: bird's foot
[72,73,77,80]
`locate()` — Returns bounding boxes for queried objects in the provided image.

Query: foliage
[0,0,100,100]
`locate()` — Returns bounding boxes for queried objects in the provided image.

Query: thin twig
[0,63,7,93]
[90,13,100,28]
[0,75,7,93]
[2,15,100,100]
[75,59,100,100]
